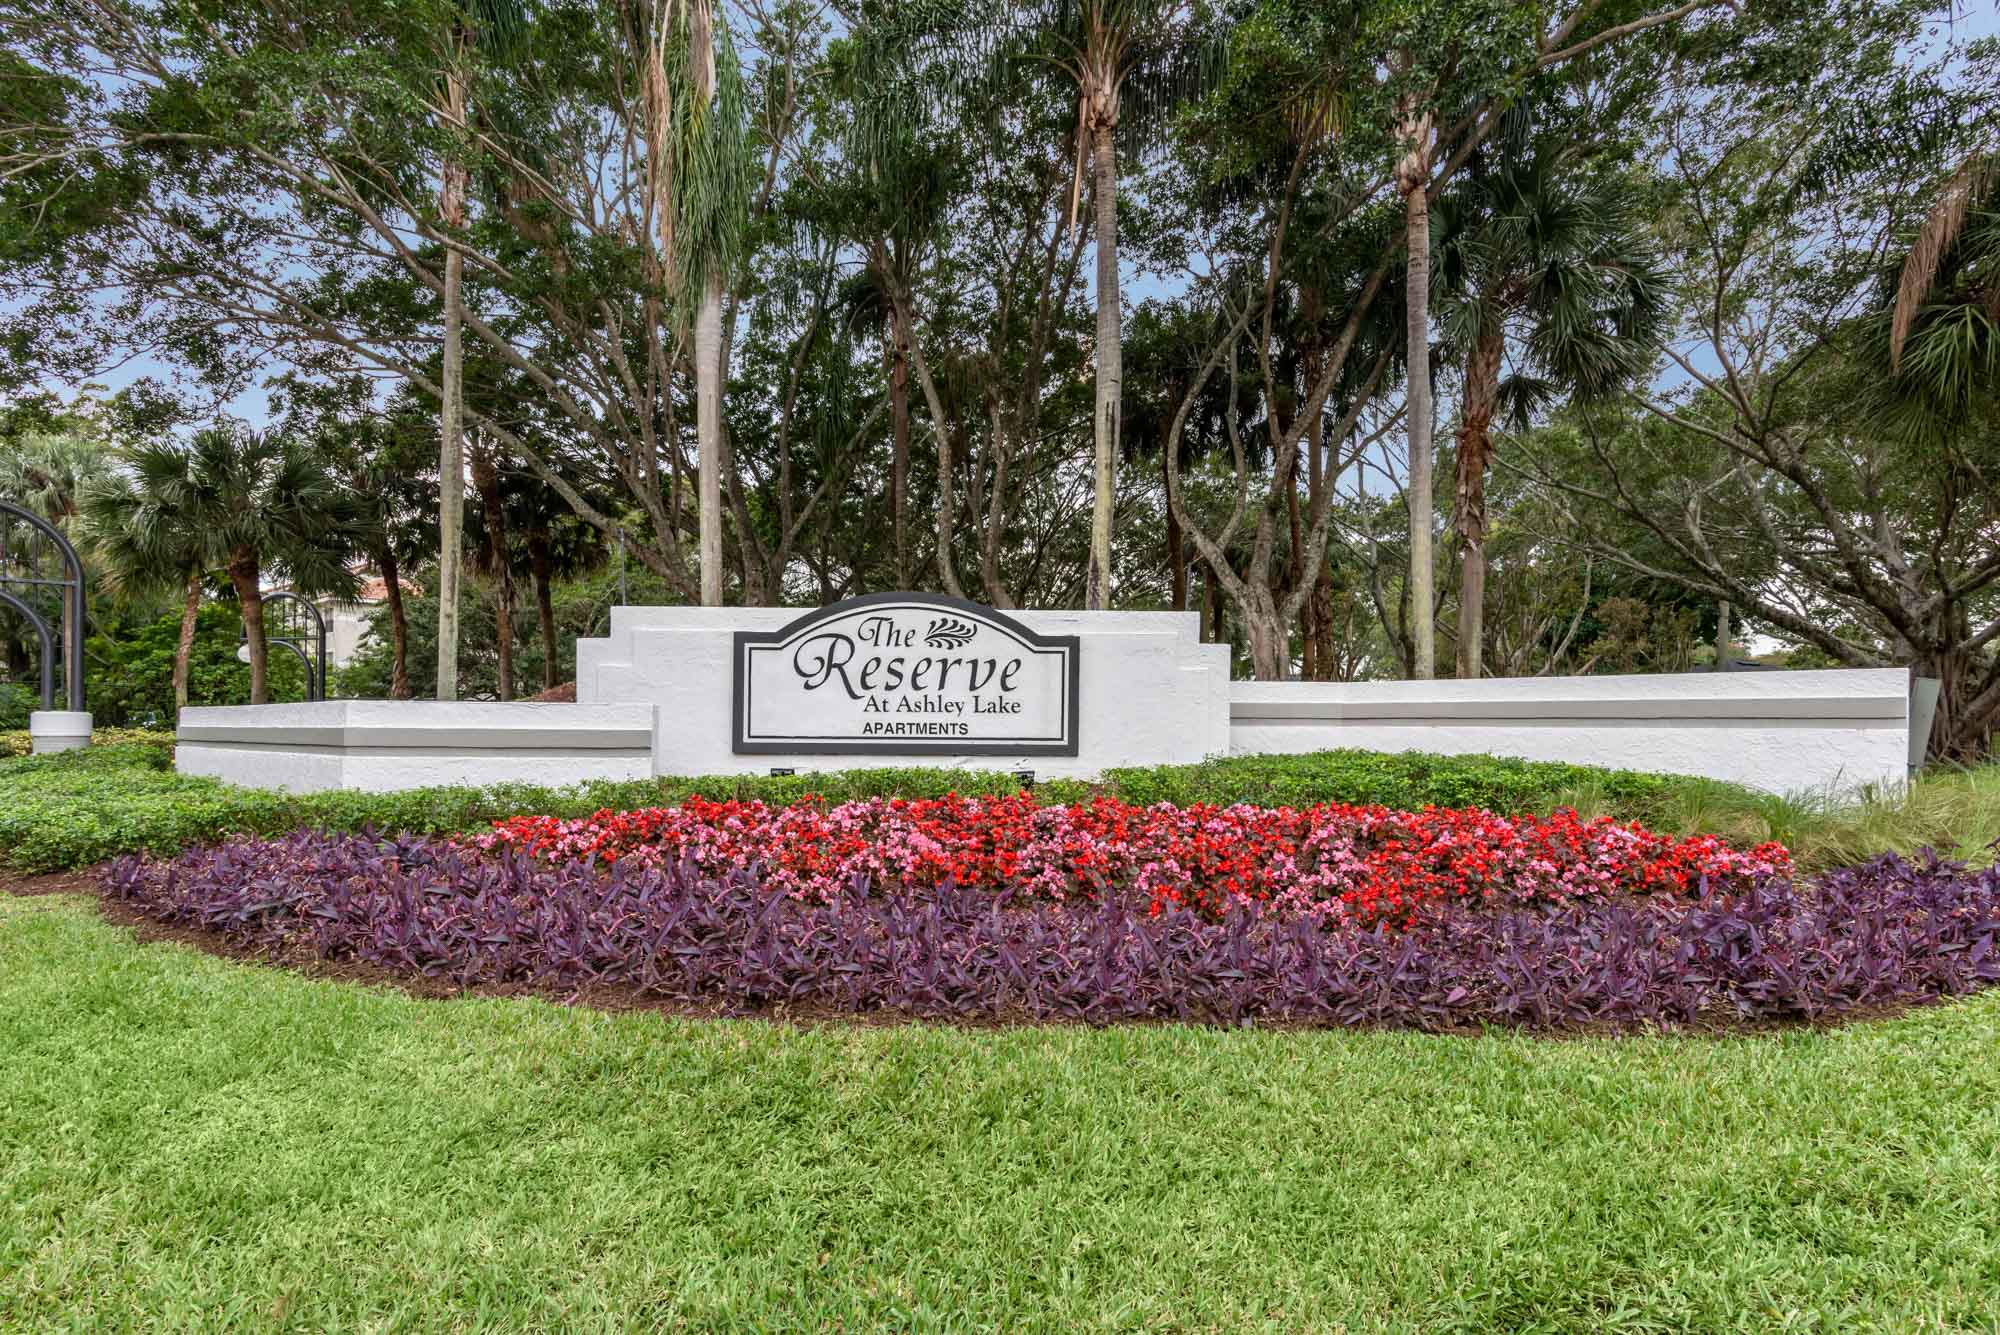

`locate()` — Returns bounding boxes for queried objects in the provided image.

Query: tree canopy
[1,0,1995,755]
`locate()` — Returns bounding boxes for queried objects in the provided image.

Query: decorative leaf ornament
[925,615,977,649]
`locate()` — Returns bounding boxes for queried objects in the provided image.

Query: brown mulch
[526,681,576,702]
[1,864,110,898]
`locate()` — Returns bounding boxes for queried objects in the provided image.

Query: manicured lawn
[5,893,1998,1330]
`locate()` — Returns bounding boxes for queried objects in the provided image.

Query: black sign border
[732,592,1081,757]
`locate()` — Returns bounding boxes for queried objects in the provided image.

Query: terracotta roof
[270,567,418,604]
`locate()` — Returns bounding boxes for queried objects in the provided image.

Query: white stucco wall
[174,612,1910,800]
[575,605,1232,779]
[1228,669,1911,797]
[177,701,654,793]
[318,602,373,668]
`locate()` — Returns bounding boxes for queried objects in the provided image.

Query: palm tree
[1883,150,2000,436]
[1433,133,1665,678]
[109,425,361,705]
[0,430,117,681]
[1866,151,2000,759]
[845,16,970,595]
[645,0,750,607]
[0,431,115,526]
[467,429,518,699]
[316,415,432,701]
[435,0,526,699]
[843,140,952,588]
[81,449,226,713]
[1016,0,1220,610]
[1391,56,1438,680]
[513,483,606,691]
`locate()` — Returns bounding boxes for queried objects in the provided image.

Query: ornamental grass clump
[107,833,1999,1031]
[471,795,1791,925]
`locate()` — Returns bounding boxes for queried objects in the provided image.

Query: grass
[1553,764,2000,873]
[4,892,1999,1330]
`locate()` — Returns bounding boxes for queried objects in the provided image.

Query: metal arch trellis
[248,591,329,703]
[0,501,85,712]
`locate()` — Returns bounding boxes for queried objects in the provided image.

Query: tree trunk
[1453,326,1503,680]
[471,441,514,700]
[696,269,725,607]
[437,63,468,703]
[1310,574,1336,680]
[228,550,268,705]
[1284,451,1308,676]
[379,547,410,699]
[1162,440,1186,611]
[1398,95,1436,680]
[1086,120,1121,610]
[889,325,911,587]
[530,529,558,691]
[889,292,963,599]
[173,568,201,712]
[1207,560,1227,647]
[1715,600,1732,670]
[1244,589,1289,680]
[1308,437,1336,681]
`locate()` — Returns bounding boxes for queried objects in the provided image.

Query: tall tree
[1153,0,1718,678]
[647,0,751,606]
[1513,38,2000,759]
[1391,50,1438,679]
[435,0,525,699]
[468,429,518,699]
[1013,0,1219,610]
[122,425,360,705]
[1433,125,1665,677]
[80,450,224,713]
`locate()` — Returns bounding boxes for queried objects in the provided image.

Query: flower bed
[471,795,1791,924]
[107,833,1999,1030]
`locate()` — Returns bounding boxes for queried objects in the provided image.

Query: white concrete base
[176,701,654,793]
[170,609,1912,801]
[577,606,1232,779]
[28,710,91,754]
[1228,669,1910,797]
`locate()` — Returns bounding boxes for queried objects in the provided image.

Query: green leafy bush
[0,742,1781,874]
[0,727,177,758]
[83,604,310,727]
[1107,751,1696,825]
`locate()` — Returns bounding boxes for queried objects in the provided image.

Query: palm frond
[1891,152,2000,372]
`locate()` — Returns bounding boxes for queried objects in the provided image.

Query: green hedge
[0,741,1760,874]
[0,727,176,758]
[1103,750,1691,815]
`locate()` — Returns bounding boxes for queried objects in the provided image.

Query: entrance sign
[732,594,1080,755]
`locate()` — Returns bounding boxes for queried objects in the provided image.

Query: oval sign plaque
[732,593,1079,756]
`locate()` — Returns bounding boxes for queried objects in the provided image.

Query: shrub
[1106,750,1702,823]
[473,795,1791,924]
[0,726,175,758]
[106,834,2000,1030]
[0,742,1782,873]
